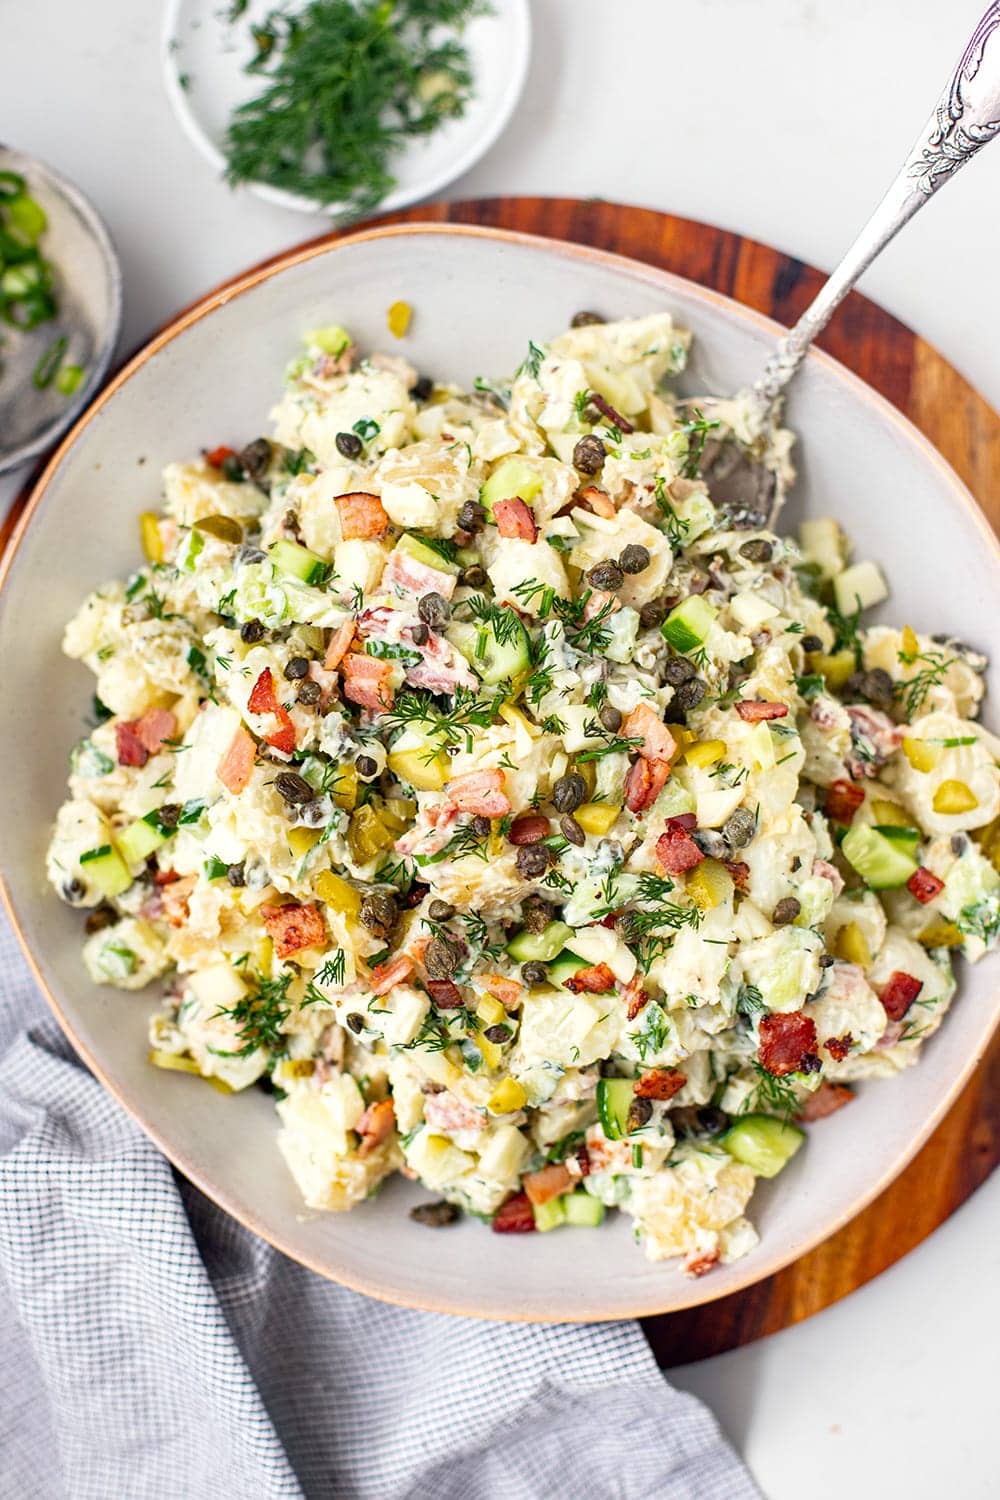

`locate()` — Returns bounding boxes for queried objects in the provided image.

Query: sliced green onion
[0,171,26,201]
[56,363,84,395]
[32,334,68,389]
[6,194,47,245]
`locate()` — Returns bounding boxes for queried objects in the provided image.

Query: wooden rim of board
[3,198,997,1359]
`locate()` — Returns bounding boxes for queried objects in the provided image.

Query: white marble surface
[3,1,999,1494]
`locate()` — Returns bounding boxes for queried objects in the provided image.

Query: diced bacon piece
[341,653,395,711]
[664,813,697,831]
[136,708,177,754]
[152,867,181,886]
[824,778,866,824]
[216,725,256,794]
[574,1143,591,1178]
[797,1082,854,1121]
[492,1192,536,1233]
[356,1098,396,1157]
[247,666,297,753]
[481,974,522,1006]
[381,548,457,602]
[265,715,297,755]
[588,392,634,433]
[334,491,389,540]
[634,1068,686,1101]
[845,704,904,781]
[424,1091,486,1132]
[813,857,845,895]
[262,902,326,959]
[115,720,148,767]
[907,866,945,905]
[369,954,414,996]
[426,978,463,1008]
[162,874,197,926]
[624,756,669,814]
[576,485,616,518]
[623,975,649,1021]
[684,1248,720,1278]
[655,822,705,875]
[564,962,616,994]
[205,445,236,469]
[508,813,550,845]
[523,1162,574,1206]
[758,1011,819,1077]
[582,588,620,622]
[622,702,677,763]
[404,630,478,694]
[824,1033,854,1062]
[445,769,511,819]
[493,497,538,542]
[723,859,750,892]
[878,970,924,1022]
[735,699,789,722]
[323,618,357,670]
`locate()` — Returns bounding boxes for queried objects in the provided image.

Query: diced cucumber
[395,531,461,576]
[481,457,543,519]
[872,824,920,850]
[269,538,330,587]
[596,1077,635,1141]
[721,1114,805,1178]
[833,559,888,616]
[563,1190,606,1227]
[546,949,614,996]
[449,611,531,686]
[305,323,351,355]
[533,1196,567,1232]
[507,921,574,964]
[79,844,133,899]
[117,816,168,866]
[661,595,717,653]
[176,527,204,572]
[841,822,918,889]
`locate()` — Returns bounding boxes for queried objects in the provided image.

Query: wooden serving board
[5,195,997,1363]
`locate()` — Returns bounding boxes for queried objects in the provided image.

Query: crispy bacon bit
[634,1068,687,1101]
[115,720,149,767]
[423,1091,485,1133]
[622,702,677,763]
[655,820,705,876]
[369,954,414,996]
[588,392,634,434]
[161,874,197,926]
[247,667,297,752]
[205,445,236,469]
[723,859,750,892]
[152,867,180,886]
[216,725,256,794]
[136,708,178,754]
[481,974,522,1006]
[356,1098,395,1157]
[576,484,616,518]
[623,975,650,1021]
[574,1143,591,1178]
[879,970,924,1022]
[492,1192,536,1233]
[323,618,357,670]
[508,813,550,845]
[564,962,616,994]
[907,866,945,905]
[824,1033,854,1062]
[624,756,669,814]
[262,902,326,959]
[380,547,457,602]
[797,1082,854,1121]
[334,491,389,540]
[685,1248,720,1278]
[523,1162,574,1206]
[493,497,539,542]
[426,978,463,1008]
[341,653,395,711]
[735,699,789,722]
[664,813,697,831]
[758,1011,819,1077]
[825,779,866,824]
[445,769,511,819]
[812,857,845,895]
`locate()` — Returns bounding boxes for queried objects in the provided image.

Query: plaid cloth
[0,917,759,1500]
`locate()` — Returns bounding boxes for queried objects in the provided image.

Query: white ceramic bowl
[2,225,998,1321]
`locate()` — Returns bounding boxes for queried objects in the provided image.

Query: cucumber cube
[396,531,460,576]
[79,844,133,899]
[596,1077,635,1141]
[563,1190,606,1228]
[269,538,330,586]
[841,822,918,889]
[722,1115,805,1178]
[661,595,717,653]
[506,922,575,965]
[117,816,168,866]
[532,1196,567,1232]
[481,457,543,518]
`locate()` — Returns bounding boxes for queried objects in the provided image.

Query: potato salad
[47,311,1000,1274]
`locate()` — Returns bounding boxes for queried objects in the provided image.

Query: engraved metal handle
[756,2,1000,405]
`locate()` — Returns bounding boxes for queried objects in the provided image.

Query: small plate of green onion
[0,147,122,475]
[162,0,531,221]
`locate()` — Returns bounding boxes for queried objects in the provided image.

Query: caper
[560,815,585,847]
[240,618,266,644]
[484,1024,511,1044]
[409,1199,460,1226]
[61,877,85,904]
[84,906,115,934]
[639,600,666,629]
[428,899,456,921]
[355,754,378,779]
[662,656,696,686]
[772,896,801,926]
[297,680,321,705]
[552,773,587,813]
[234,544,267,568]
[425,935,461,978]
[418,592,449,628]
[471,816,492,838]
[739,538,773,563]
[226,862,246,887]
[157,803,182,829]
[335,431,364,460]
[595,704,621,734]
[515,844,551,878]
[800,634,823,654]
[695,1106,729,1136]
[521,961,548,986]
[299,799,328,828]
[239,437,272,482]
[619,544,650,575]
[275,771,315,805]
[614,912,641,944]
[221,454,245,483]
[572,435,606,475]
[865,667,895,706]
[818,953,835,968]
[571,310,605,327]
[410,623,429,646]
[671,677,706,712]
[722,807,756,849]
[457,500,486,533]
[284,656,309,681]
[521,896,554,934]
[360,891,397,938]
[411,375,434,402]
[693,828,729,860]
[458,564,486,587]
[346,1012,365,1034]
[627,1097,653,1132]
[586,559,624,592]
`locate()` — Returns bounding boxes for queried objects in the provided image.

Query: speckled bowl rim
[2,221,998,1320]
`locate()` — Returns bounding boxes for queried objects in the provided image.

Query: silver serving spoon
[693,1,1000,524]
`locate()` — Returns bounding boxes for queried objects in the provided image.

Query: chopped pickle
[487,1077,527,1114]
[805,649,856,690]
[932,780,978,815]
[918,919,964,948]
[140,512,163,563]
[900,625,919,658]
[902,736,943,773]
[477,995,506,1027]
[684,738,726,768]
[313,870,362,917]
[686,859,734,910]
[575,802,621,836]
[835,920,872,968]
[387,300,411,338]
[288,826,322,857]
[329,762,359,810]
[870,798,917,829]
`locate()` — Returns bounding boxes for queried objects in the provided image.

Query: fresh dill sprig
[215,971,293,1056]
[894,645,956,719]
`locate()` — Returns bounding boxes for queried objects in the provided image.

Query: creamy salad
[47,311,1000,1273]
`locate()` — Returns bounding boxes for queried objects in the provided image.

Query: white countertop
[3,1,999,1494]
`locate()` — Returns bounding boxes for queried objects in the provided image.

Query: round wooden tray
[5,194,997,1362]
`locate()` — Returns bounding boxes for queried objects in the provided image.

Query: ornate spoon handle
[756,2,1000,404]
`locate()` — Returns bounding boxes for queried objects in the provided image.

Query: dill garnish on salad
[47,310,1000,1274]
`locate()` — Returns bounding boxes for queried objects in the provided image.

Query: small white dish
[0,147,122,475]
[162,0,531,218]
